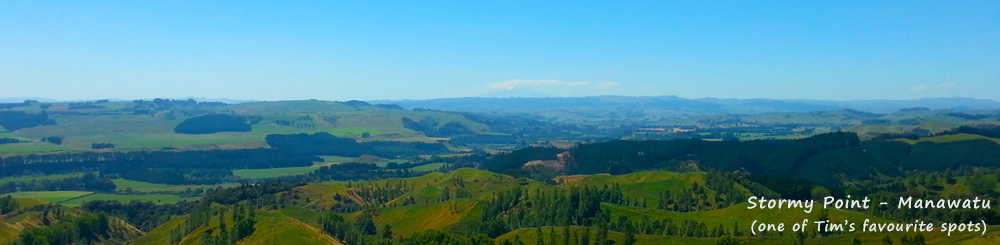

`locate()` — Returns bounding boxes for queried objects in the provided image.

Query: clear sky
[2,1,998,101]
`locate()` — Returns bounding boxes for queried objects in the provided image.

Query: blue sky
[1,1,998,101]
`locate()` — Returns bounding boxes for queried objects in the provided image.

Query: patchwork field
[1,100,497,154]
[59,193,197,207]
[0,173,85,183]
[233,167,318,179]
[5,191,93,203]
[111,179,239,192]
[0,142,77,153]
[408,162,446,172]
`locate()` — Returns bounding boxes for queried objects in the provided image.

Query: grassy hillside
[558,171,732,205]
[0,200,144,244]
[128,216,188,245]
[363,199,481,237]
[159,209,341,245]
[896,133,1000,145]
[235,211,343,245]
[290,168,555,236]
[289,168,759,239]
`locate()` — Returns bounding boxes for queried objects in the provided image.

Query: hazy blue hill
[374,96,1000,115]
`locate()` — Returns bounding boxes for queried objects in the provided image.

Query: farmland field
[5,191,93,203]
[408,162,445,172]
[111,179,239,192]
[0,142,77,153]
[58,193,197,207]
[0,173,85,183]
[233,167,317,179]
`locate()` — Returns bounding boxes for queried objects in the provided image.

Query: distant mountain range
[373,96,1000,115]
[0,97,257,104]
[6,96,997,116]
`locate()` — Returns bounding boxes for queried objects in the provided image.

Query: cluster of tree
[0,137,24,145]
[168,205,213,244]
[0,111,56,131]
[265,132,457,158]
[943,112,992,120]
[387,153,488,171]
[482,147,564,173]
[341,100,372,108]
[41,136,64,145]
[0,149,315,179]
[899,234,927,245]
[9,211,113,245]
[91,142,115,149]
[0,100,38,109]
[715,171,781,200]
[350,180,412,207]
[0,172,117,193]
[327,193,366,213]
[67,100,109,110]
[399,229,493,245]
[80,200,195,232]
[200,182,303,206]
[273,119,315,129]
[117,185,219,197]
[745,175,817,200]
[199,204,257,245]
[131,98,226,112]
[477,185,622,237]
[174,114,253,134]
[483,132,962,187]
[322,116,339,124]
[868,132,921,141]
[319,211,394,245]
[0,194,17,214]
[266,132,377,157]
[654,184,719,212]
[121,168,234,185]
[898,139,1000,171]
[448,134,521,146]
[795,167,1000,228]
[871,124,1000,143]
[401,117,474,137]
[308,163,425,182]
[567,132,866,181]
[472,183,755,240]
[365,141,451,157]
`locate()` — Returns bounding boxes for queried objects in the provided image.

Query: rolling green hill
[896,133,1000,145]
[0,198,144,244]
[558,171,729,206]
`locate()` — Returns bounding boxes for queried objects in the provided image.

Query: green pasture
[111,179,239,192]
[0,173,84,183]
[59,193,197,207]
[408,163,445,172]
[4,191,92,203]
[233,167,317,179]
